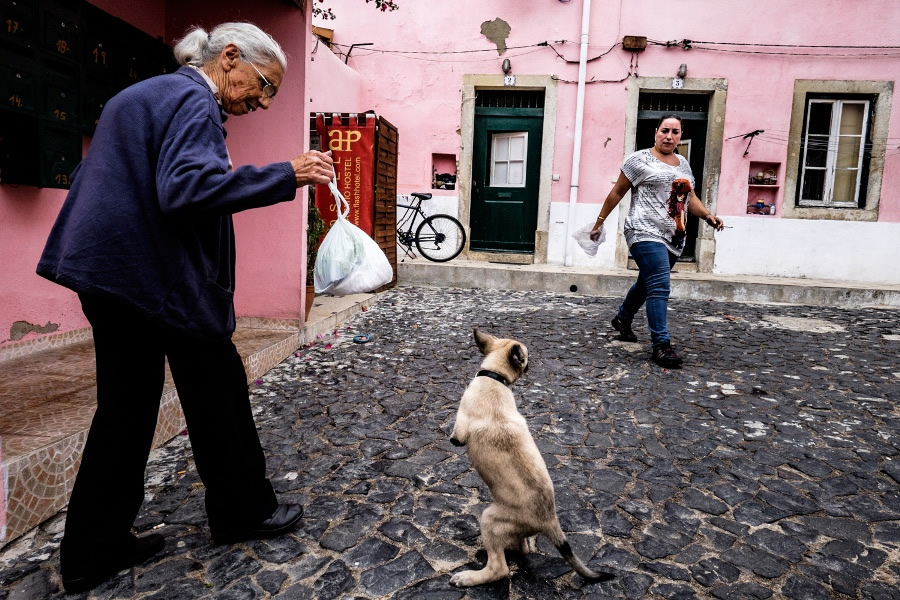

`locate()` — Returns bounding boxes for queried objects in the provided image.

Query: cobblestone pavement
[2,286,900,599]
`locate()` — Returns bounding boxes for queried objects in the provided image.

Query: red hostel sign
[311,113,376,235]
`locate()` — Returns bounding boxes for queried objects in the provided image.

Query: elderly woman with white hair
[37,22,333,593]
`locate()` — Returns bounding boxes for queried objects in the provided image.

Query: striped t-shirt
[621,148,695,256]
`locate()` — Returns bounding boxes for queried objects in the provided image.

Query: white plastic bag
[572,222,607,257]
[313,174,393,296]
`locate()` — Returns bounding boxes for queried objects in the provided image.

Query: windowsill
[779,205,878,222]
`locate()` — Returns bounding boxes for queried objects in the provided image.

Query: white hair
[173,22,287,71]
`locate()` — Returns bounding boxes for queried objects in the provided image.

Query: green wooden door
[470,108,543,253]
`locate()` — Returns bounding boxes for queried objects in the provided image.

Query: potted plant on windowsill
[306,190,327,319]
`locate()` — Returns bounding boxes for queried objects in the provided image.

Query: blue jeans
[617,241,678,347]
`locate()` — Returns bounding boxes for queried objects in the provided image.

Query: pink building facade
[2,0,899,351]
[313,0,900,284]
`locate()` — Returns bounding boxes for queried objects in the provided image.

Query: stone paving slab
[1,286,899,599]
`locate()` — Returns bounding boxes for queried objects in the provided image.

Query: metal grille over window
[637,93,708,114]
[637,93,709,121]
[475,90,544,109]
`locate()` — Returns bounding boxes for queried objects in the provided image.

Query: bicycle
[396,192,466,262]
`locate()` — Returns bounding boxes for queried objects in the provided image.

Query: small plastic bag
[572,222,607,257]
[313,174,393,296]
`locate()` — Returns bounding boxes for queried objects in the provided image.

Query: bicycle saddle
[411,192,432,200]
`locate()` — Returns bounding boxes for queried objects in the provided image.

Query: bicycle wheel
[415,214,466,262]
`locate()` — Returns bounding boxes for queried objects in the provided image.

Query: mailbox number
[56,39,70,55]
[6,18,21,34]
[53,109,67,121]
[54,173,69,186]
[92,47,107,65]
[8,94,23,107]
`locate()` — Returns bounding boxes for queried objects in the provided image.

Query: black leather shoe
[62,533,164,594]
[611,317,638,343]
[211,503,303,544]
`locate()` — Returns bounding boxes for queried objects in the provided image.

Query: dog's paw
[449,570,476,587]
[449,437,465,446]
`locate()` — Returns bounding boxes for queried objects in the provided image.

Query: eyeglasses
[246,60,277,99]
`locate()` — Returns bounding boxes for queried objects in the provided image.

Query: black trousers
[61,294,277,572]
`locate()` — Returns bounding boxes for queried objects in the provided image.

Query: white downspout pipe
[563,0,592,267]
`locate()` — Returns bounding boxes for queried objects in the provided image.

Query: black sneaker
[611,317,638,342]
[652,343,683,369]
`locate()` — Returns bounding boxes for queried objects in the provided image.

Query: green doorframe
[618,77,728,273]
[459,75,558,264]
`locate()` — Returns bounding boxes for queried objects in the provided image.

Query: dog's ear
[509,343,528,373]
[474,328,494,355]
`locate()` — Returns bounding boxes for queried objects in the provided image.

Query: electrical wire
[330,39,629,75]
[545,41,621,63]
[329,39,624,65]
[328,36,900,60]
[684,40,900,49]
[729,133,900,160]
[647,38,900,58]
[329,41,550,56]
[342,46,547,65]
[552,73,629,84]
[736,129,900,144]
[690,47,900,58]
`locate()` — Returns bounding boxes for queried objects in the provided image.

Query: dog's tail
[549,526,614,583]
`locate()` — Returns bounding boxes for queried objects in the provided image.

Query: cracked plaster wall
[480,18,511,55]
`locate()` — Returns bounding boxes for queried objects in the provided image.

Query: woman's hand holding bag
[313,171,393,296]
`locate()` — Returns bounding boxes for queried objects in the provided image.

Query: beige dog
[449,329,613,587]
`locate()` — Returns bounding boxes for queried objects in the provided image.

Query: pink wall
[0,0,311,347]
[308,36,368,114]
[316,0,900,220]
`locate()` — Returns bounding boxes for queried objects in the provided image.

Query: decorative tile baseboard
[236,317,301,332]
[0,327,93,364]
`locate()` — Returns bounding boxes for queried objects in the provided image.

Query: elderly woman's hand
[290,150,334,188]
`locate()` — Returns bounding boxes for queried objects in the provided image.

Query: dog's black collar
[476,369,509,386]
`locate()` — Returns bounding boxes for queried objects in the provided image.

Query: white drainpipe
[563,0,592,267]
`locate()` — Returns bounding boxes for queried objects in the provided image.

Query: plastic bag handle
[327,167,350,220]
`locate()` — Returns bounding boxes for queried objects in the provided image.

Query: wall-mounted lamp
[502,58,511,74]
[672,63,687,89]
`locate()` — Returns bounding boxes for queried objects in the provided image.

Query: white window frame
[798,98,869,208]
[489,132,528,188]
